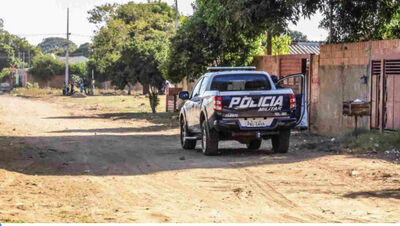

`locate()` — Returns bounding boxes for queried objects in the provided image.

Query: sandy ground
[0,95,399,223]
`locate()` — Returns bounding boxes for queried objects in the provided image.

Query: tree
[70,62,87,78]
[89,1,175,113]
[166,0,263,83]
[288,30,308,42]
[29,55,64,80]
[383,6,400,39]
[0,18,3,32]
[0,68,11,80]
[88,3,118,25]
[71,43,91,57]
[260,34,292,55]
[319,0,400,43]
[0,31,41,69]
[38,37,77,55]
[0,43,15,70]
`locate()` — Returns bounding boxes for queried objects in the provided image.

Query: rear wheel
[247,139,262,150]
[201,120,219,156]
[180,120,196,150]
[272,129,290,153]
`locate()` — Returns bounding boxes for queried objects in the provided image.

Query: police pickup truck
[178,67,307,155]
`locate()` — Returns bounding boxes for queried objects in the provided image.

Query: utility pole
[175,0,178,30]
[18,52,20,67]
[328,0,333,44]
[65,8,70,94]
[28,49,31,68]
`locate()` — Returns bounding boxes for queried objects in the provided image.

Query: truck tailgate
[219,90,293,118]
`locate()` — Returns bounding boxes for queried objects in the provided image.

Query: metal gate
[370,59,400,130]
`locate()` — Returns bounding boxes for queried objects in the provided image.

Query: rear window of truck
[210,74,272,91]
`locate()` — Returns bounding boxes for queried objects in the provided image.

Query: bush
[26,82,39,89]
[29,55,64,80]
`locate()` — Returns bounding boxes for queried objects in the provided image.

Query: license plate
[239,118,273,128]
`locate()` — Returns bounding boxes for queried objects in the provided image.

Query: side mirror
[178,91,190,100]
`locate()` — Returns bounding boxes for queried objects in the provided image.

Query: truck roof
[205,70,271,78]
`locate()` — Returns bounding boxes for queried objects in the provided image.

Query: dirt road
[0,95,399,222]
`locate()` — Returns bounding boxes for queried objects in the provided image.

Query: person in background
[80,81,84,94]
[70,81,74,95]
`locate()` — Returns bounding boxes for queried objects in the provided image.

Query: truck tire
[180,120,196,150]
[247,140,262,150]
[201,120,219,156]
[272,129,290,153]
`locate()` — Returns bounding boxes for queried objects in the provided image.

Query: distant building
[59,56,88,64]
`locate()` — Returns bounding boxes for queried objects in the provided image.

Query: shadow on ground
[50,126,170,133]
[0,132,336,177]
[344,189,400,199]
[46,112,179,127]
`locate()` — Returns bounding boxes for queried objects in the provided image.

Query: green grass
[340,129,400,153]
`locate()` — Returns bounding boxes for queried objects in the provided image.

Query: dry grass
[48,95,166,113]
[11,87,62,96]
[8,88,167,114]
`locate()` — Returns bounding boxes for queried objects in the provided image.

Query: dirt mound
[70,92,87,98]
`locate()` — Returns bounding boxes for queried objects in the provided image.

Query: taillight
[214,96,222,111]
[289,94,296,109]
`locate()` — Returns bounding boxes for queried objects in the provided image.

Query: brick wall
[26,74,65,89]
[320,40,400,67]
[254,55,280,76]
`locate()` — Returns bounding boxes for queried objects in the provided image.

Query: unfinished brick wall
[26,74,65,89]
[254,55,280,76]
[315,39,400,136]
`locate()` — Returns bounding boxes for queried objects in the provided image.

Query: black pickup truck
[178,67,306,155]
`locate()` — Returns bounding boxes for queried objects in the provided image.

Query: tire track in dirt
[227,162,333,222]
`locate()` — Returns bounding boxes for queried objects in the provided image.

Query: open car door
[276,73,308,129]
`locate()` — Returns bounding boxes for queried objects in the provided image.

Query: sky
[0,0,328,46]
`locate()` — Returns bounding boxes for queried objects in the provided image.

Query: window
[199,76,209,95]
[191,77,204,98]
[210,74,271,91]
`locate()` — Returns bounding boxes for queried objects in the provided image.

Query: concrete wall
[315,42,371,135]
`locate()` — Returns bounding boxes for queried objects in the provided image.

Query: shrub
[29,55,64,80]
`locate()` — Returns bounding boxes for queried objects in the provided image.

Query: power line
[14,33,66,37]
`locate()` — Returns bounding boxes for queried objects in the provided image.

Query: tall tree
[0,30,40,70]
[0,43,15,70]
[89,1,175,113]
[288,30,308,42]
[167,0,264,83]
[71,43,91,57]
[38,37,77,55]
[383,6,400,39]
[0,18,3,32]
[319,0,400,43]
